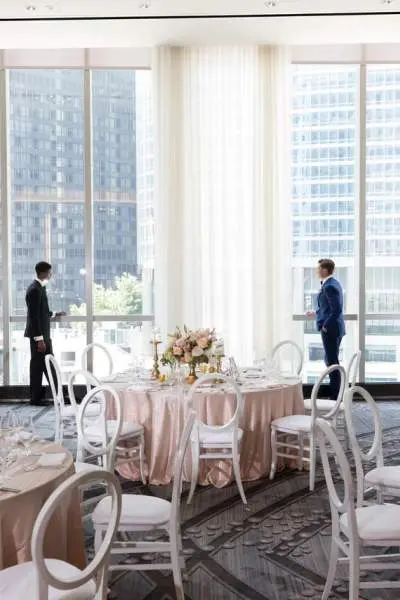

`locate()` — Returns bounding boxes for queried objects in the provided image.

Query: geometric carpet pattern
[1,400,400,599]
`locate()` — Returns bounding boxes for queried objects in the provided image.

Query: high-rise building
[292,64,400,382]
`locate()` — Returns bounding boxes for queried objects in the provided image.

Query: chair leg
[322,539,339,600]
[309,434,316,491]
[170,532,185,600]
[232,445,247,505]
[55,416,61,444]
[139,436,147,485]
[348,543,360,600]
[269,427,278,480]
[298,431,304,471]
[94,527,103,554]
[187,441,199,505]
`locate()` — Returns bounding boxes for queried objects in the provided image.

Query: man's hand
[54,311,67,318]
[37,340,46,353]
[322,326,328,333]
[306,311,316,317]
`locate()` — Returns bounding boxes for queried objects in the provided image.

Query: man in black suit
[24,261,66,406]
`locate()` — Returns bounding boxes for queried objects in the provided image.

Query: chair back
[309,364,346,420]
[68,369,101,413]
[315,418,358,547]
[81,343,113,377]
[271,340,304,376]
[347,350,362,388]
[45,354,64,413]
[32,469,121,600]
[77,385,122,472]
[171,411,196,527]
[186,373,243,444]
[344,385,384,507]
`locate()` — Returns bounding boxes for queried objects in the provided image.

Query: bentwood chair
[81,343,113,378]
[316,418,400,600]
[270,364,346,491]
[0,469,122,600]
[92,411,196,600]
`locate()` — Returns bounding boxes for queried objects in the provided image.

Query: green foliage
[69,273,143,330]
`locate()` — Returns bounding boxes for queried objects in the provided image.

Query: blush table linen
[0,443,86,570]
[112,379,304,486]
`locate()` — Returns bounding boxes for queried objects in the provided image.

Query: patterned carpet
[1,400,400,599]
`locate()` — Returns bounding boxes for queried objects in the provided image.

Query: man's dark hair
[318,258,335,275]
[35,261,52,276]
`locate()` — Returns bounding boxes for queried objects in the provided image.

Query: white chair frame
[270,364,346,491]
[93,411,196,600]
[76,378,147,485]
[186,373,246,505]
[45,354,73,444]
[0,469,121,600]
[347,350,362,388]
[316,417,400,600]
[344,385,400,506]
[81,343,113,377]
[271,340,304,376]
[68,369,101,415]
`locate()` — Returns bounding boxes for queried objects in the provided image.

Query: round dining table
[0,442,86,570]
[105,372,304,487]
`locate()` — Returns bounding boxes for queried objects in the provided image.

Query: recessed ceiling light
[25,4,37,10]
[139,1,151,7]
[264,0,277,7]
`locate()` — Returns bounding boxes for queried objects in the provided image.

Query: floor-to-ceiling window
[0,52,154,385]
[292,62,400,383]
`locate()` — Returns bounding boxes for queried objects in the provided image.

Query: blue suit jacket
[316,277,345,337]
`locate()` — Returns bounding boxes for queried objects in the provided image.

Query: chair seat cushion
[85,420,143,440]
[92,494,171,528]
[192,426,243,446]
[365,466,400,489]
[0,559,96,599]
[340,504,400,542]
[271,414,312,433]
[304,398,344,412]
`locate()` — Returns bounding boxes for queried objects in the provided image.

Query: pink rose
[192,346,204,358]
[197,336,209,349]
[173,345,183,356]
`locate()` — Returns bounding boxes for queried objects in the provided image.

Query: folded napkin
[37,453,66,467]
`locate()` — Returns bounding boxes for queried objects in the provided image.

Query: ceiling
[1,0,400,48]
[3,0,400,19]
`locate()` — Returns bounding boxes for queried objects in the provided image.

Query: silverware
[0,486,20,493]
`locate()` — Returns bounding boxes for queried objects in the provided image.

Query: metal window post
[0,62,11,385]
[357,62,367,382]
[83,53,94,370]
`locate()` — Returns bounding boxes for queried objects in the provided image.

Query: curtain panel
[153,45,292,363]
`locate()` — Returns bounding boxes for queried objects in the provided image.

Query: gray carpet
[1,400,400,599]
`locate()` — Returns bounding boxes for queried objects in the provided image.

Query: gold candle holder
[213,354,224,383]
[150,340,162,379]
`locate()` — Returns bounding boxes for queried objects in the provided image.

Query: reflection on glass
[9,69,85,316]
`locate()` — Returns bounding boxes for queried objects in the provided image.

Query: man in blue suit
[313,258,345,400]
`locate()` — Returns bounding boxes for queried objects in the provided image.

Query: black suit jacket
[24,280,52,340]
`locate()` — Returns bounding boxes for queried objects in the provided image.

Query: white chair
[81,343,113,377]
[270,364,346,491]
[186,373,247,505]
[68,369,102,416]
[344,385,400,506]
[45,354,75,444]
[0,469,122,600]
[271,340,304,377]
[92,411,196,600]
[76,383,147,485]
[316,417,400,600]
[76,385,122,474]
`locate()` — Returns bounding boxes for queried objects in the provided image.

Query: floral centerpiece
[161,326,217,383]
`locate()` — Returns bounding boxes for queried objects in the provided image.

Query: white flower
[192,346,204,358]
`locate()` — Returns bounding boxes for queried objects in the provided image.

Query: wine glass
[19,416,35,456]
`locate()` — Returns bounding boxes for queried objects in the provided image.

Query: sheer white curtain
[153,45,292,364]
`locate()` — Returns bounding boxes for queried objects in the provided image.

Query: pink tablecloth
[116,381,304,486]
[0,444,86,570]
